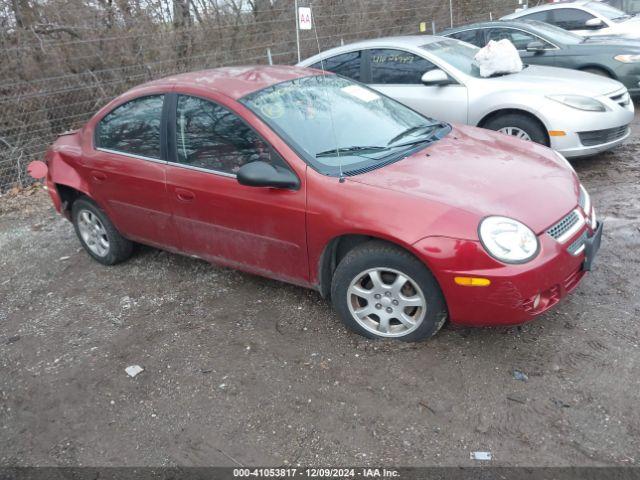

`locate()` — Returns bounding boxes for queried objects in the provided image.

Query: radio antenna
[310,3,344,182]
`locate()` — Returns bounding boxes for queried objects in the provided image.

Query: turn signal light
[454,276,491,287]
[548,130,566,137]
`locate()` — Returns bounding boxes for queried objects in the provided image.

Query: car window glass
[175,95,283,175]
[309,51,361,80]
[549,8,596,29]
[486,28,552,49]
[447,29,482,47]
[518,10,551,22]
[369,49,436,84]
[97,95,164,159]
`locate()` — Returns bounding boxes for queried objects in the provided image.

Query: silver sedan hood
[487,64,623,97]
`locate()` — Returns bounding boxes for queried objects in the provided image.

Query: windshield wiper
[386,123,437,145]
[388,122,449,147]
[315,145,389,158]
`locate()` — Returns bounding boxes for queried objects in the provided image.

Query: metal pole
[432,20,436,34]
[449,0,453,27]
[295,0,301,63]
[267,48,273,65]
[489,11,493,20]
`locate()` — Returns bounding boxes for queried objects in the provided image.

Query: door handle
[91,171,107,183]
[176,188,195,202]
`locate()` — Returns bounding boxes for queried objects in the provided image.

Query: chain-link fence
[0,0,518,193]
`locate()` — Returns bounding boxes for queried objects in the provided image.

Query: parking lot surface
[1,110,639,467]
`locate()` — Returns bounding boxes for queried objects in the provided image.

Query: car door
[165,93,309,285]
[485,27,558,66]
[364,48,468,124]
[89,94,178,249]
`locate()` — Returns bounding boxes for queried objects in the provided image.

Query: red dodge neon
[33,66,602,341]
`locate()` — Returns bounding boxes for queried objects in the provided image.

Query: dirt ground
[1,110,639,468]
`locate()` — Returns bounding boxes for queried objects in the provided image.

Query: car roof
[443,19,553,33]
[128,65,324,100]
[502,1,592,18]
[298,35,447,65]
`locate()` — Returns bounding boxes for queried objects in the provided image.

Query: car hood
[487,64,623,96]
[581,35,640,48]
[348,125,579,236]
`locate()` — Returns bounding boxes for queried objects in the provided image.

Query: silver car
[501,1,640,40]
[297,36,635,157]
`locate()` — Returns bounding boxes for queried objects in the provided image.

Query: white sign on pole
[298,7,312,30]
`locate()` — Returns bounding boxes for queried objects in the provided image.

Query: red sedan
[33,66,602,341]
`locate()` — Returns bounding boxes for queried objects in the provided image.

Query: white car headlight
[614,54,640,63]
[479,216,539,264]
[547,95,607,112]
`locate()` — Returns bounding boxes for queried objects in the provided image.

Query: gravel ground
[1,110,639,467]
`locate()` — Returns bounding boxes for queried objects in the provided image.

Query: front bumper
[544,88,634,158]
[413,218,602,327]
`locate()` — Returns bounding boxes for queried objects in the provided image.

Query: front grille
[567,230,588,256]
[578,125,628,147]
[547,210,580,240]
[610,91,631,108]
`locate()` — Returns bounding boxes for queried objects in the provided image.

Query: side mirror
[236,161,299,190]
[421,69,454,86]
[526,40,545,53]
[585,17,604,28]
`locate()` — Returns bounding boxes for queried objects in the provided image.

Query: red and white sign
[298,7,312,30]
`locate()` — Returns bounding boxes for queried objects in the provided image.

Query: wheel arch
[316,233,437,299]
[477,108,550,146]
[577,64,616,78]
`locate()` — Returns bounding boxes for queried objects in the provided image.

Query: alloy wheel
[347,267,427,338]
[498,126,532,141]
[77,209,110,257]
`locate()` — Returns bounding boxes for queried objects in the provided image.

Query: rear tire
[71,197,133,265]
[484,113,548,146]
[330,241,448,342]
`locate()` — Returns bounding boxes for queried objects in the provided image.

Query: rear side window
[175,95,283,175]
[369,49,436,84]
[310,51,361,80]
[549,8,596,29]
[96,95,164,159]
[518,10,551,22]
[447,29,482,47]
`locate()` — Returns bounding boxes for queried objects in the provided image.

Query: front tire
[331,241,448,342]
[484,113,548,146]
[72,197,133,265]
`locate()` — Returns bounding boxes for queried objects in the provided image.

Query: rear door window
[447,29,483,47]
[368,49,437,84]
[96,95,164,159]
[309,51,362,81]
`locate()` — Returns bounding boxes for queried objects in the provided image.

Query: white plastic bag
[474,39,523,78]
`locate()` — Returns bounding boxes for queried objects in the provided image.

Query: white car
[502,1,640,39]
[297,36,634,158]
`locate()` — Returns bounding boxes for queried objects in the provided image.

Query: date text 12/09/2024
[233,468,400,478]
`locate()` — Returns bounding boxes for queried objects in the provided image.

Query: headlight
[614,54,640,63]
[547,95,607,112]
[555,151,575,172]
[479,216,539,264]
[579,184,591,215]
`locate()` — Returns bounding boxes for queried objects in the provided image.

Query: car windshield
[420,39,483,78]
[585,1,629,20]
[522,20,584,44]
[240,75,450,176]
